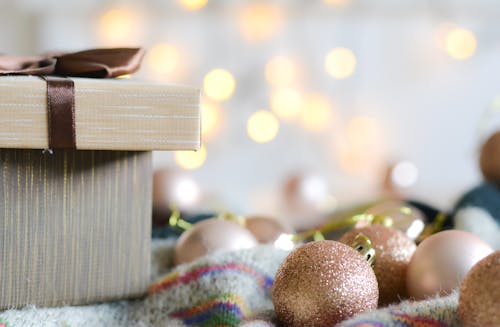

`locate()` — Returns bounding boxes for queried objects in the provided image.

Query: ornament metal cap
[351,233,376,266]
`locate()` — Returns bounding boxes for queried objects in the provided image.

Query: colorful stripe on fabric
[148,262,273,294]
[392,312,449,326]
[170,293,248,326]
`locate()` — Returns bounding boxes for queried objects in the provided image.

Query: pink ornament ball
[406,230,493,300]
[174,218,258,265]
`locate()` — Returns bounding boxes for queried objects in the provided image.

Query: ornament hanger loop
[351,233,376,267]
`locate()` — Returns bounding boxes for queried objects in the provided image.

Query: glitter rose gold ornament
[272,241,378,327]
[174,218,258,265]
[245,216,294,244]
[406,230,493,300]
[459,251,500,327]
[339,225,416,306]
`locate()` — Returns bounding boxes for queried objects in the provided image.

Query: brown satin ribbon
[0,48,145,150]
[43,76,76,149]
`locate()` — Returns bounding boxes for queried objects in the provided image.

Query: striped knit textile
[148,262,275,326]
[0,239,462,326]
[337,292,460,327]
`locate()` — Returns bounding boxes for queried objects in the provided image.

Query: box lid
[0,75,201,151]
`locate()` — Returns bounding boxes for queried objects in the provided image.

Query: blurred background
[2,0,499,227]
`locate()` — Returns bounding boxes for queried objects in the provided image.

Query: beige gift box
[0,76,200,308]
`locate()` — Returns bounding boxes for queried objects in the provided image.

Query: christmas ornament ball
[364,200,426,240]
[272,241,378,327]
[339,225,416,306]
[174,218,258,265]
[480,131,500,185]
[152,169,201,224]
[282,173,331,229]
[459,251,500,327]
[406,230,493,300]
[245,216,294,244]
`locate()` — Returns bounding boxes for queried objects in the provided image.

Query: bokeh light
[178,0,208,11]
[201,101,222,140]
[445,27,477,60]
[391,161,419,188]
[99,8,141,45]
[240,4,284,42]
[175,144,207,170]
[173,176,201,209]
[325,47,356,79]
[247,110,280,143]
[346,115,379,148]
[323,0,352,6]
[300,94,333,132]
[406,219,425,240]
[147,43,181,75]
[274,234,295,251]
[270,88,303,121]
[265,56,298,87]
[435,22,456,50]
[299,175,329,205]
[338,146,366,175]
[203,69,236,101]
[338,115,383,175]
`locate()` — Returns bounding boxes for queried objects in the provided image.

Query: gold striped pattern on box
[0,76,201,151]
[0,149,152,308]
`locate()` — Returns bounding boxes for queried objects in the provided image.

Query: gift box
[0,51,200,309]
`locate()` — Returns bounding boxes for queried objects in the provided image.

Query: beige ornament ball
[459,251,500,327]
[174,218,258,265]
[339,224,416,306]
[245,216,294,244]
[272,241,378,327]
[406,230,493,300]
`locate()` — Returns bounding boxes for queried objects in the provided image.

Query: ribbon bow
[0,48,145,149]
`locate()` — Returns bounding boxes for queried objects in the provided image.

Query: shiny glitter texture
[406,230,493,300]
[174,218,258,265]
[339,225,416,306]
[459,251,500,327]
[272,240,378,327]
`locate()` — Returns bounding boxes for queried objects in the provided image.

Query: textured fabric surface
[0,239,462,326]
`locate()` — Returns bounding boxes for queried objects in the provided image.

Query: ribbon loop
[0,55,56,75]
[0,48,144,78]
[54,48,145,78]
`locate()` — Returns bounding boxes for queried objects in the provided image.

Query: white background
[1,0,499,221]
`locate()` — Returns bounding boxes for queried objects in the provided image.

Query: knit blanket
[0,239,460,326]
